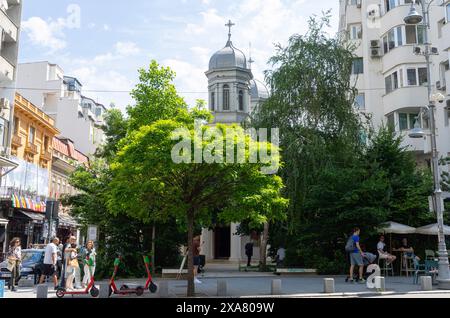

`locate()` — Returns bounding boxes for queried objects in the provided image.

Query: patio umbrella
[416,224,450,236]
[379,222,417,253]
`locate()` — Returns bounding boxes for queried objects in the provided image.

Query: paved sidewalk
[3,275,450,298]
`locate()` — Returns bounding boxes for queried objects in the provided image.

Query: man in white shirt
[377,235,396,265]
[39,237,60,290]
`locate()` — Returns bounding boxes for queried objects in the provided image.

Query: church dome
[250,79,269,100]
[209,40,248,71]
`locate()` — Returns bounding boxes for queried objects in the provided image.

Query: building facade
[339,0,450,166]
[0,93,59,256]
[0,0,22,256]
[50,136,88,243]
[16,61,107,156]
[201,23,269,263]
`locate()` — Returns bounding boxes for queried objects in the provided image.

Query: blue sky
[20,0,339,110]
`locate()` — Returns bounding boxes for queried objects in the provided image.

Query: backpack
[345,236,356,253]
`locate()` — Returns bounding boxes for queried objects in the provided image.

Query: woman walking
[7,238,22,292]
[82,241,96,288]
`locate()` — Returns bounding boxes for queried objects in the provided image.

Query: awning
[379,221,417,234]
[17,210,45,224]
[416,223,450,236]
[58,213,79,228]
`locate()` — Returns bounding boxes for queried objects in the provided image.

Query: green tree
[107,110,288,296]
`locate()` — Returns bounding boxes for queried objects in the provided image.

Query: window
[44,136,49,151]
[405,25,426,45]
[349,24,362,40]
[383,26,403,53]
[28,126,36,144]
[354,94,365,110]
[238,90,244,111]
[211,92,215,111]
[387,114,395,130]
[385,71,399,94]
[13,116,19,135]
[399,113,419,131]
[407,68,417,86]
[447,3,450,22]
[352,58,364,74]
[223,85,230,111]
[418,67,428,86]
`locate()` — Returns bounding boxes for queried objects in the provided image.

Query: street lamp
[406,0,450,289]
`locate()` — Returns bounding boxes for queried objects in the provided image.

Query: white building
[201,22,269,263]
[339,0,450,166]
[0,0,22,259]
[16,61,107,156]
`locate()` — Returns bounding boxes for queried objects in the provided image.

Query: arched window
[211,92,215,111]
[238,90,244,111]
[223,85,230,111]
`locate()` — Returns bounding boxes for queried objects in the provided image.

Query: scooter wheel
[56,288,66,298]
[149,282,158,293]
[90,287,100,298]
[136,286,145,297]
[120,285,129,291]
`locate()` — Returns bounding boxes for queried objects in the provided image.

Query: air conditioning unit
[0,98,10,110]
[371,48,383,58]
[370,40,381,48]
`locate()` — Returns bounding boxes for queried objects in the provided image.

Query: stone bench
[162,269,188,279]
[275,268,317,275]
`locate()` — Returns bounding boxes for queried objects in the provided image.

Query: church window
[238,90,244,111]
[211,92,215,111]
[223,85,230,111]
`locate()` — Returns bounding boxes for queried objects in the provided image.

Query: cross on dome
[225,20,235,42]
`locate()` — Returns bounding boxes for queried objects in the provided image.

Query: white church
[200,21,270,263]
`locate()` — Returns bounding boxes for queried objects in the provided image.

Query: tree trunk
[187,210,195,297]
[151,224,156,274]
[259,223,269,271]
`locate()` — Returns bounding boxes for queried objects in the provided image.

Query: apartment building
[339,0,450,166]
[16,61,107,156]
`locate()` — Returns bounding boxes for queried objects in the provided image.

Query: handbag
[69,258,79,267]
[7,258,16,272]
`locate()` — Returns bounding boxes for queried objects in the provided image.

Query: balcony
[383,87,429,116]
[382,46,425,73]
[398,131,428,154]
[0,6,19,42]
[11,134,22,147]
[40,150,52,162]
[25,142,38,156]
[0,55,14,82]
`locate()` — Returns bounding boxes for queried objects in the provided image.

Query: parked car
[0,249,45,285]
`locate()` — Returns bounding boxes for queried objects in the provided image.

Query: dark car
[0,249,45,285]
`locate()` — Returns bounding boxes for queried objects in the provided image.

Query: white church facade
[200,21,269,263]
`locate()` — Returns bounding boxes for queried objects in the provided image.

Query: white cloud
[115,42,141,56]
[22,17,67,52]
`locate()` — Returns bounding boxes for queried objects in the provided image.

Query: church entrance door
[214,226,231,259]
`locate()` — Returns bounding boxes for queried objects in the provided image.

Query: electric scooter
[109,257,146,297]
[143,256,158,294]
[56,258,99,298]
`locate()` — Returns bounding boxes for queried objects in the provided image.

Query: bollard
[217,280,227,297]
[420,276,432,291]
[375,276,385,292]
[99,283,110,298]
[271,279,282,295]
[158,280,169,298]
[36,284,48,299]
[323,278,335,294]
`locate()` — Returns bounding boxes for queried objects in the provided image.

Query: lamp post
[406,0,450,289]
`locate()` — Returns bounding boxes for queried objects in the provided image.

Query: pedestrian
[39,237,60,290]
[245,241,254,267]
[81,241,96,288]
[64,236,81,290]
[345,227,366,283]
[7,237,22,292]
[193,236,202,284]
[276,245,286,268]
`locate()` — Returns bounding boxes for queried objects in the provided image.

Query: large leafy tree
[107,109,288,296]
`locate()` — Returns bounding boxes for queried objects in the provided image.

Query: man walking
[347,228,365,283]
[40,237,60,290]
[245,241,254,267]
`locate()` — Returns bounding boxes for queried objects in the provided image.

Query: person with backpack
[345,227,365,283]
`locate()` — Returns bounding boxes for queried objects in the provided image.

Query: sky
[19,0,340,110]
